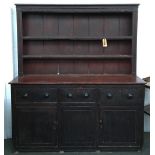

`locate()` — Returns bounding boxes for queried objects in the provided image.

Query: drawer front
[59,88,98,103]
[15,87,57,103]
[120,86,144,104]
[100,85,144,106]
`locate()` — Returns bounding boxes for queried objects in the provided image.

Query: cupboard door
[14,106,58,149]
[99,107,139,146]
[60,106,97,148]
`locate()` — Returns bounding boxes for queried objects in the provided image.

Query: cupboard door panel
[60,106,97,147]
[15,106,58,148]
[99,108,139,146]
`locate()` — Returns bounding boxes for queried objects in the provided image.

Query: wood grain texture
[11,84,144,151]
[19,7,134,75]
[10,75,145,84]
[11,4,145,152]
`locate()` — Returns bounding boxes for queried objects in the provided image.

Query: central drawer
[59,88,98,103]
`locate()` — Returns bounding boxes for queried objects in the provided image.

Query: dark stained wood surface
[11,5,145,151]
[10,75,145,85]
[17,4,137,76]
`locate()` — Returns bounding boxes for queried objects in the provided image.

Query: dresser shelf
[23,36,132,41]
[23,55,132,60]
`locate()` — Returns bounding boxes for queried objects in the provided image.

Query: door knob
[99,119,103,128]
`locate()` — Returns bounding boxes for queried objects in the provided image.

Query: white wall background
[1,0,153,140]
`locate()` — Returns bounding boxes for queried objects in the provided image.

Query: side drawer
[59,87,98,103]
[120,86,144,105]
[14,86,57,103]
[100,85,144,106]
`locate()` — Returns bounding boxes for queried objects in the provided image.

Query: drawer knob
[84,92,89,97]
[52,126,57,130]
[44,93,49,98]
[23,93,28,98]
[127,93,133,99]
[107,93,112,99]
[53,121,58,125]
[99,119,103,128]
[67,93,73,98]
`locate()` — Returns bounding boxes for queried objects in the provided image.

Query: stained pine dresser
[10,4,145,151]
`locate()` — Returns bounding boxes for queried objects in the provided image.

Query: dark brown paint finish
[10,74,144,85]
[11,84,144,151]
[10,4,145,152]
[17,4,137,76]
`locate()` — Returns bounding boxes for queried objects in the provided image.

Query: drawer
[59,88,98,103]
[15,87,57,103]
[100,86,144,106]
[120,86,144,104]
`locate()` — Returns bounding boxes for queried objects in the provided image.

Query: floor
[4,133,150,155]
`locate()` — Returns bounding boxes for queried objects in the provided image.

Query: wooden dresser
[10,4,145,151]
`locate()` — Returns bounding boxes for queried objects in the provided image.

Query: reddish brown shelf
[10,74,145,85]
[22,55,132,60]
[23,36,132,41]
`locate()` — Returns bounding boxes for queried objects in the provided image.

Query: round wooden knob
[107,93,112,99]
[67,93,73,98]
[23,93,28,98]
[84,92,89,97]
[44,93,49,98]
[127,93,133,99]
